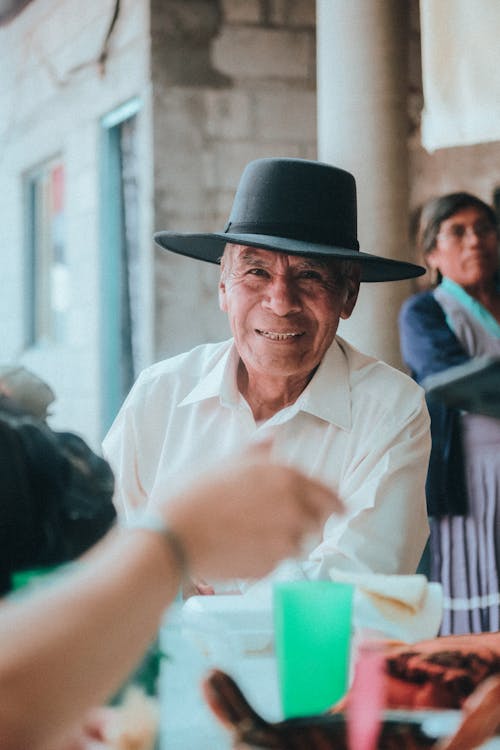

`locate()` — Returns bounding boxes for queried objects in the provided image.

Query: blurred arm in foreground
[0,442,340,750]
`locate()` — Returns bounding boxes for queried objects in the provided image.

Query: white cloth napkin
[329,570,443,644]
[182,571,443,662]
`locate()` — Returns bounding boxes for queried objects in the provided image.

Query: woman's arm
[399,291,469,382]
[0,443,340,750]
[399,291,469,517]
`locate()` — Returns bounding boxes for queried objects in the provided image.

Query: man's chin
[244,356,315,381]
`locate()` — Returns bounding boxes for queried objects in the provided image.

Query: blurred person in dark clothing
[0,367,115,595]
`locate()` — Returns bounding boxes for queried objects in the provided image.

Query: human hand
[51,707,113,749]
[162,441,343,582]
[52,689,159,750]
[183,578,216,598]
[438,675,500,750]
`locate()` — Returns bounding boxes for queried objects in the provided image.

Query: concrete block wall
[150,0,317,360]
[0,0,153,446]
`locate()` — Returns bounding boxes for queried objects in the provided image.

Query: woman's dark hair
[417,192,498,259]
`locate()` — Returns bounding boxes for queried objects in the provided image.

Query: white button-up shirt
[103,336,430,580]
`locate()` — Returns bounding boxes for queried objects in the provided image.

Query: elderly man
[104,158,431,589]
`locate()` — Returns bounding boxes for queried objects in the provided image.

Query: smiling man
[103,158,431,591]
[218,244,360,422]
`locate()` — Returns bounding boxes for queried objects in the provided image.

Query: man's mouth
[256,329,305,341]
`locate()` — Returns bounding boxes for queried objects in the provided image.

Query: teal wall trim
[98,97,141,437]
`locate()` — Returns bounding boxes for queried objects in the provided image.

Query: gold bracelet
[125,512,189,581]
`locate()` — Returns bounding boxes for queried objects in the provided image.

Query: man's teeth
[258,330,302,340]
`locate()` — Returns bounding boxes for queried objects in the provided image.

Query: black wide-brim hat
[154,157,425,282]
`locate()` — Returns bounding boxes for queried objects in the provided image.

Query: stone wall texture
[1,0,499,444]
[150,0,317,360]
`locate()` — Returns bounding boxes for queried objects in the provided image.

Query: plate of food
[202,669,500,749]
[201,630,500,749]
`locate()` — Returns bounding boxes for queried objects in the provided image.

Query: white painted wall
[0,0,154,447]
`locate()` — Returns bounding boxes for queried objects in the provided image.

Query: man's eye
[248,268,268,277]
[298,270,323,281]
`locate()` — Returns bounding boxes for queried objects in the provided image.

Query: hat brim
[154,231,426,283]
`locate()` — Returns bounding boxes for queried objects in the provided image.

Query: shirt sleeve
[305,391,431,577]
[398,291,469,382]
[102,391,148,519]
[398,291,469,517]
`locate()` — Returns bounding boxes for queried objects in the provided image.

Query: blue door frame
[99,97,141,436]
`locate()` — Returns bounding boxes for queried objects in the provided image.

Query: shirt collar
[179,338,352,430]
[178,343,241,408]
[297,339,352,430]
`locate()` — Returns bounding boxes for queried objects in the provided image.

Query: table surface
[159,604,282,749]
[158,604,500,750]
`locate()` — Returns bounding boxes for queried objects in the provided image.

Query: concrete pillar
[316,0,412,369]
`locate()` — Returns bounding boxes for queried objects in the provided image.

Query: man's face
[219,245,360,385]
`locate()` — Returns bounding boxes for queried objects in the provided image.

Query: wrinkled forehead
[224,243,340,271]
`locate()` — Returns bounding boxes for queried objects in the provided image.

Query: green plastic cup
[273,580,354,717]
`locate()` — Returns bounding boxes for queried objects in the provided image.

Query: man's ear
[218,277,228,312]
[340,278,360,320]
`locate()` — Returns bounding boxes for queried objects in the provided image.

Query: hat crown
[225,158,359,251]
[153,156,426,282]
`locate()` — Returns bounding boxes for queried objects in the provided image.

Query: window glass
[100,106,140,432]
[26,159,68,344]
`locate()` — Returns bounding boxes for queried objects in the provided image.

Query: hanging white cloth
[420,0,500,151]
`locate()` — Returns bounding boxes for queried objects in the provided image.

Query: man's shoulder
[336,336,414,383]
[136,339,232,386]
[336,337,426,416]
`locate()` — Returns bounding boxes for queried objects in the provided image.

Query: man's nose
[262,276,302,315]
[464,226,481,243]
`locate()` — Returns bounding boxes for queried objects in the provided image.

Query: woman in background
[399,192,500,636]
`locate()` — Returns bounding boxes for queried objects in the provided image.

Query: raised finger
[295,475,344,522]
